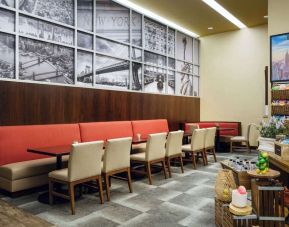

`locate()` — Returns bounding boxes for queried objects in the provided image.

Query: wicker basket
[272,90,289,100]
[271,105,289,115]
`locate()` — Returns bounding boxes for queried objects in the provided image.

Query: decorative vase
[258,137,276,152]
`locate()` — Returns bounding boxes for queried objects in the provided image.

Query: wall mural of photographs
[95,36,129,59]
[168,28,175,57]
[77,31,93,50]
[0,32,14,79]
[132,47,142,61]
[1,0,14,8]
[144,51,166,68]
[144,65,166,94]
[95,0,129,43]
[77,0,93,31]
[176,32,193,63]
[132,62,142,91]
[144,18,166,55]
[19,0,74,26]
[132,11,142,47]
[19,15,74,46]
[77,51,93,86]
[168,70,175,95]
[0,8,14,33]
[95,54,129,90]
[19,37,74,84]
[175,72,193,96]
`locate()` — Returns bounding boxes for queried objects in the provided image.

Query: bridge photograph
[77,51,93,86]
[19,37,74,84]
[0,33,14,79]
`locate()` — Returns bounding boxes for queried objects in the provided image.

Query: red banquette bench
[0,119,169,193]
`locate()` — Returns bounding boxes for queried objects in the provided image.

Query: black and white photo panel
[193,39,199,65]
[132,11,142,47]
[144,65,166,94]
[19,15,74,46]
[0,8,15,33]
[77,51,93,86]
[19,37,74,84]
[95,54,129,90]
[144,51,166,68]
[0,32,14,79]
[168,58,175,70]
[131,62,142,91]
[175,72,193,96]
[77,32,93,50]
[1,0,14,8]
[95,0,129,43]
[77,0,93,31]
[193,76,199,96]
[168,28,175,57]
[168,70,175,95]
[176,60,193,74]
[176,32,193,62]
[131,47,142,62]
[19,0,74,26]
[95,36,129,59]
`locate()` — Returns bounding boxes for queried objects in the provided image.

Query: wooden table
[28,145,71,170]
[0,199,54,227]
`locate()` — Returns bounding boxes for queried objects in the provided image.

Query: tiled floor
[0,151,258,227]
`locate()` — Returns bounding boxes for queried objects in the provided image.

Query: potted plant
[258,117,287,152]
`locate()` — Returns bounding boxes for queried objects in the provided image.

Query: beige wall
[268,0,289,36]
[200,25,268,145]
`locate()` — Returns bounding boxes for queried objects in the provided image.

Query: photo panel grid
[132,11,142,47]
[77,32,93,50]
[95,0,129,43]
[0,0,14,8]
[19,37,74,84]
[176,31,193,63]
[95,54,129,90]
[0,32,15,79]
[19,0,74,26]
[144,65,166,94]
[77,51,93,86]
[131,62,142,91]
[175,72,193,96]
[0,8,15,33]
[19,15,74,46]
[77,0,93,31]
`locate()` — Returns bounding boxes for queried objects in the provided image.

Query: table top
[268,152,289,174]
[247,169,280,179]
[27,145,71,157]
[184,128,235,137]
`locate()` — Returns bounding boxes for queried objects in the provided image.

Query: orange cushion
[79,121,133,142]
[0,124,81,166]
[219,123,238,136]
[131,119,169,140]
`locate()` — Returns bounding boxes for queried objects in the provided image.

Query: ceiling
[128,0,268,37]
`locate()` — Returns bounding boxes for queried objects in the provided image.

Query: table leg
[216,129,221,152]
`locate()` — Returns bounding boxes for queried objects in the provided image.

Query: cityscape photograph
[0,8,14,33]
[77,32,93,50]
[131,62,142,91]
[144,65,166,94]
[77,51,93,86]
[77,0,93,31]
[0,32,14,79]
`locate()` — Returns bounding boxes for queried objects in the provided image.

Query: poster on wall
[19,37,74,84]
[19,15,74,46]
[0,0,14,8]
[19,0,74,26]
[271,33,289,82]
[95,54,129,90]
[95,0,129,43]
[0,32,14,79]
[144,65,166,94]
[176,32,193,62]
[0,8,15,33]
[77,0,93,31]
[132,62,142,91]
[77,51,93,86]
[175,72,193,96]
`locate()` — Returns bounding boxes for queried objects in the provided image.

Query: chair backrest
[166,131,184,157]
[68,141,104,181]
[204,127,217,149]
[103,137,132,173]
[246,123,258,140]
[145,133,167,161]
[188,123,199,134]
[191,129,206,151]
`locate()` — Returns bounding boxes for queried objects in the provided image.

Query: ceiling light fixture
[264,15,268,18]
[202,0,246,29]
[113,0,199,37]
[208,27,214,30]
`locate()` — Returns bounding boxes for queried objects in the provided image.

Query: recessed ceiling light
[264,15,268,19]
[202,0,246,29]
[208,27,214,30]
[113,0,199,38]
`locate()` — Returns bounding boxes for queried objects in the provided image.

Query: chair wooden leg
[166,157,172,178]
[145,162,153,185]
[98,175,104,204]
[179,155,184,173]
[104,174,110,201]
[212,148,217,162]
[230,141,233,153]
[127,168,133,193]
[161,160,167,179]
[201,150,207,166]
[247,142,251,153]
[204,150,208,165]
[68,183,75,215]
[48,179,53,205]
[191,153,197,169]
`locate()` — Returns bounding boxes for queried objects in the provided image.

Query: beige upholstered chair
[130,133,167,185]
[204,127,217,163]
[182,128,207,169]
[165,131,184,177]
[102,137,133,201]
[230,123,256,153]
[48,141,104,215]
[188,123,199,133]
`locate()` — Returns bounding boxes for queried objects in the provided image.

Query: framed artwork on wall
[271,32,289,82]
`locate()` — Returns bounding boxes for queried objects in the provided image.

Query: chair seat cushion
[130,152,146,161]
[49,168,68,182]
[131,143,146,154]
[0,156,69,181]
[181,144,191,152]
[231,136,246,142]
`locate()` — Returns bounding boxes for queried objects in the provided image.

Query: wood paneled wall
[0,81,200,130]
